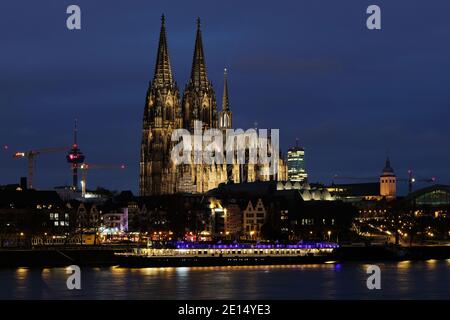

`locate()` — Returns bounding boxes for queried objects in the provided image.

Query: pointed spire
[190,17,208,89]
[153,14,173,87]
[382,157,394,174]
[222,68,230,111]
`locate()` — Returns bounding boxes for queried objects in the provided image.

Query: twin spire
[153,14,173,87]
[152,15,229,112]
[190,17,209,90]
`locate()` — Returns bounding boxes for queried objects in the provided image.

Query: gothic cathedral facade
[140,16,287,196]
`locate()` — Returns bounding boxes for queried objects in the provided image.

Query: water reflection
[0,261,448,299]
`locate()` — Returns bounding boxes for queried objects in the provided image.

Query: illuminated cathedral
[140,16,287,196]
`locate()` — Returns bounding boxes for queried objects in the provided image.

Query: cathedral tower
[140,15,182,196]
[182,18,218,130]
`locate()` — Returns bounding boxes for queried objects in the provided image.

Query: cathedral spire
[190,17,209,89]
[219,68,232,130]
[153,14,173,87]
[222,68,230,111]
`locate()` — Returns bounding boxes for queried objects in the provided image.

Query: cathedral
[140,16,287,196]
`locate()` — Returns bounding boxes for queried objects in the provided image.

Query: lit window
[54,221,59,226]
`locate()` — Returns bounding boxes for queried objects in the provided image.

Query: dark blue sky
[1,0,450,195]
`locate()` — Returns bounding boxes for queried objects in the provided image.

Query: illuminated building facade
[140,16,287,196]
[287,145,307,182]
[380,157,396,199]
[243,198,267,240]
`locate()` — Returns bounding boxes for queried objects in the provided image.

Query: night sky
[1,0,450,195]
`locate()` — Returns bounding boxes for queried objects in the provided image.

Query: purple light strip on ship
[175,242,339,250]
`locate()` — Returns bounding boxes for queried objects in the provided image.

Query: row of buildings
[0,179,356,246]
[1,155,449,247]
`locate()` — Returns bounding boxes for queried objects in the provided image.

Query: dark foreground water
[1,260,449,299]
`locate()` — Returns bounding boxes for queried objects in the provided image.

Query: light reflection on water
[1,260,449,299]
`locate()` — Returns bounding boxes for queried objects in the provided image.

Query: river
[1,260,449,299]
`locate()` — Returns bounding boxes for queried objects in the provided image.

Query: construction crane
[405,170,436,194]
[80,163,126,197]
[13,147,69,189]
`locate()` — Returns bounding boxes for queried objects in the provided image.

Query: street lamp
[327,230,331,241]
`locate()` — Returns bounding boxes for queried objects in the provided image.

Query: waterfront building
[407,184,450,208]
[243,198,267,240]
[76,203,100,231]
[0,189,70,246]
[101,208,129,233]
[380,157,397,199]
[223,201,242,240]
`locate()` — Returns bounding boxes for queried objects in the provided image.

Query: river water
[1,260,449,299]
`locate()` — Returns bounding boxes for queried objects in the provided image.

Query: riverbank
[0,245,449,268]
[0,247,123,268]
